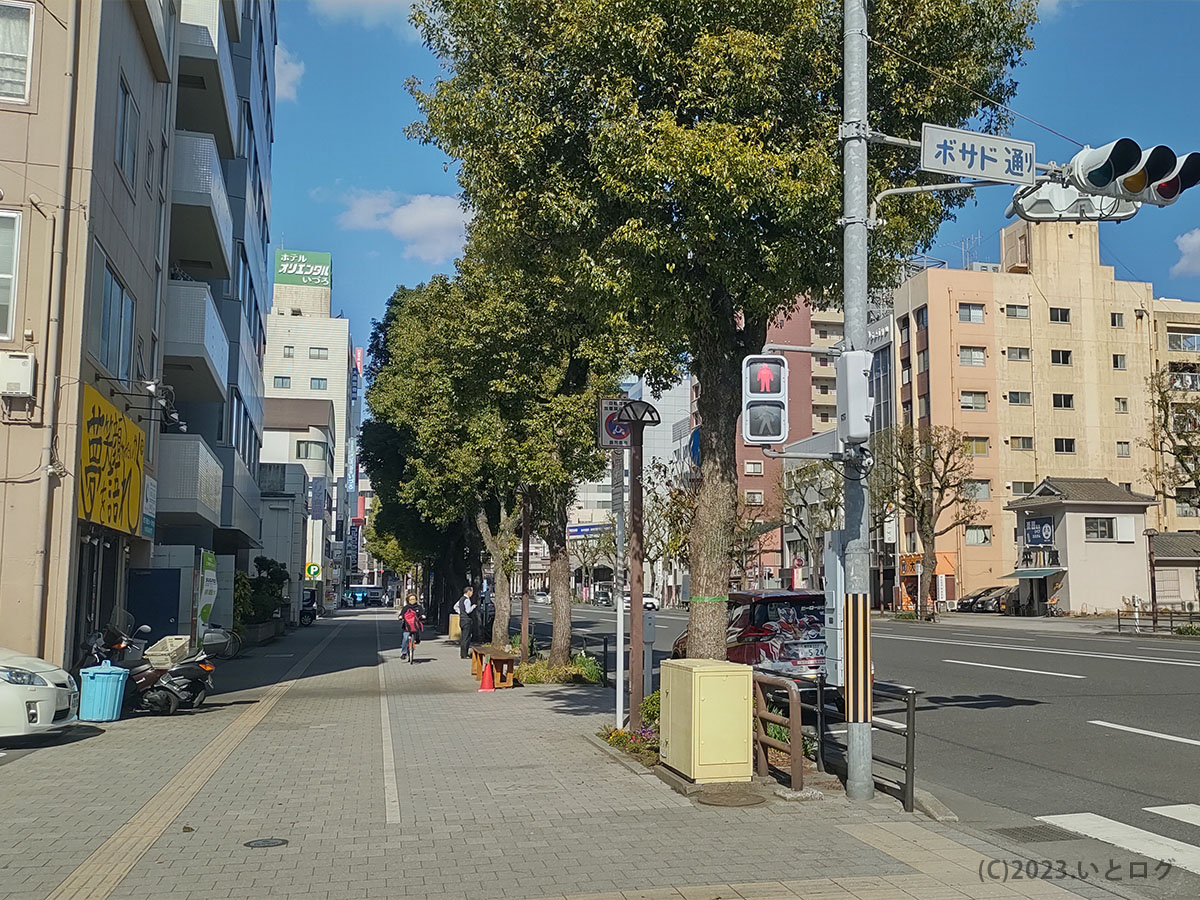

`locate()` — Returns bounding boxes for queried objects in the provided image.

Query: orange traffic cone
[478,658,495,693]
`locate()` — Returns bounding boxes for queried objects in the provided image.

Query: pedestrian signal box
[741,354,788,445]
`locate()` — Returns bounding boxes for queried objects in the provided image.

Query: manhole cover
[695,791,765,808]
[991,824,1078,843]
[244,838,289,849]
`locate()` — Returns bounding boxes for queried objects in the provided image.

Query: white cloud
[1039,0,1078,17]
[307,0,417,38]
[1172,229,1200,278]
[275,43,305,102]
[337,190,468,264]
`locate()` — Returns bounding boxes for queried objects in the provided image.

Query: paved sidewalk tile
[0,612,1148,900]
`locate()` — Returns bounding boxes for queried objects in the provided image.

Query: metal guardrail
[1116,610,1200,633]
[760,674,918,812]
[752,674,805,791]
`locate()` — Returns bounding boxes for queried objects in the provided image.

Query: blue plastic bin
[79,660,129,722]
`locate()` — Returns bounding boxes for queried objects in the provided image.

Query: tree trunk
[476,507,516,646]
[920,542,937,621]
[686,347,743,660]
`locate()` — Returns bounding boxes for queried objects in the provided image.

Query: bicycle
[202,624,243,660]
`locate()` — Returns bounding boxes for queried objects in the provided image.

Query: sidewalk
[0,611,1155,900]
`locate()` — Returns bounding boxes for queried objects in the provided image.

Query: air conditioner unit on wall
[0,352,36,398]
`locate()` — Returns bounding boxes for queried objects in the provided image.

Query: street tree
[409,0,1037,657]
[871,425,982,619]
[1144,367,1200,508]
[781,462,843,583]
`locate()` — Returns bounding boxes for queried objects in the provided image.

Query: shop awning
[1001,567,1065,579]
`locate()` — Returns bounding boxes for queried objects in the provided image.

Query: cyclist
[399,593,426,661]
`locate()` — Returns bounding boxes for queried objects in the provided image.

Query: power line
[867,34,1084,149]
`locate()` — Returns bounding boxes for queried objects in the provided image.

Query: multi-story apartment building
[263,249,354,605]
[0,0,276,661]
[889,220,1157,600]
[1150,297,1200,532]
[159,0,275,630]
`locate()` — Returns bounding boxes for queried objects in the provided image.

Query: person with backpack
[455,586,476,659]
[399,593,426,660]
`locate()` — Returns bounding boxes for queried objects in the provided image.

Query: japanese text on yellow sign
[77,383,145,535]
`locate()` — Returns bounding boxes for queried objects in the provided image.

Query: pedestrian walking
[456,586,477,659]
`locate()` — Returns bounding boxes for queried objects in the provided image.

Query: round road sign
[305,563,321,579]
[604,413,631,441]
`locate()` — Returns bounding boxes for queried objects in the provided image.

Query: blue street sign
[1025,516,1054,547]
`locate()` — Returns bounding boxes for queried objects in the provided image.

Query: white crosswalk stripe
[1037,811,1200,875]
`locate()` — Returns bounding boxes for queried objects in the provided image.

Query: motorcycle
[78,627,215,716]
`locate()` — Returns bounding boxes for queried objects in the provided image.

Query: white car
[534,591,550,604]
[622,592,660,610]
[0,648,78,738]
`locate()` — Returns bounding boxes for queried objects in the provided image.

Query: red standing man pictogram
[756,364,775,392]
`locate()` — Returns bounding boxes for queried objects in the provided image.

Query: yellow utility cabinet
[659,658,753,784]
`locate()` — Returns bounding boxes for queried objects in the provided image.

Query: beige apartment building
[1150,297,1200,533]
[0,0,275,662]
[890,220,1158,598]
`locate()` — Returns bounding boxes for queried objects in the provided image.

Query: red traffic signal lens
[749,361,782,394]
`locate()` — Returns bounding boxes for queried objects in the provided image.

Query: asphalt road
[526,603,1200,897]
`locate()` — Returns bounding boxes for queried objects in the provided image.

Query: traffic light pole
[841,0,874,802]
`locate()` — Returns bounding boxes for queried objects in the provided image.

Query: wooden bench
[469,645,519,689]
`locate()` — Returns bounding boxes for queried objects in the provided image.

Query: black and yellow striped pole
[842,593,872,724]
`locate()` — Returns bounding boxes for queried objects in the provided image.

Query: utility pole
[520,494,531,662]
[611,449,625,728]
[841,0,874,802]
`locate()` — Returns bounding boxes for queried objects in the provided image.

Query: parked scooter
[78,627,215,715]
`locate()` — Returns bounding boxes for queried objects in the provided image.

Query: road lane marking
[875,632,1200,668]
[376,617,401,826]
[1138,646,1200,654]
[943,659,1085,679]
[46,622,347,900]
[1036,813,1200,875]
[1089,720,1200,748]
[1147,805,1200,827]
[952,632,1035,641]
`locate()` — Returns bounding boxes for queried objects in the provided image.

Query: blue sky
[270,0,1200,352]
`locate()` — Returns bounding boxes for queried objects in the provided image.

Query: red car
[672,590,827,678]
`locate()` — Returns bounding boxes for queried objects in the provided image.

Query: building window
[959,346,986,367]
[1049,307,1071,323]
[1012,436,1034,451]
[90,248,136,381]
[916,349,929,373]
[1112,312,1125,328]
[1168,331,1200,352]
[310,377,328,390]
[1120,482,1133,493]
[817,355,829,367]
[965,525,993,546]
[1006,304,1030,319]
[900,364,911,386]
[1117,441,1131,458]
[1008,391,1032,406]
[309,346,329,360]
[0,2,33,102]
[1054,437,1076,454]
[273,376,291,388]
[0,211,18,340]
[963,436,989,456]
[819,383,830,394]
[959,303,984,324]
[899,317,910,345]
[902,402,912,425]
[1052,393,1074,409]
[283,345,294,358]
[1008,346,1031,361]
[819,411,830,423]
[1084,516,1115,541]
[960,390,987,411]
[1051,349,1072,366]
[1115,397,1129,414]
[296,441,329,462]
[818,328,828,339]
[145,140,154,194]
[913,306,928,330]
[116,75,139,187]
[1011,481,1035,495]
[745,490,764,506]
[744,460,763,476]
[964,479,991,500]
[1113,353,1127,370]
[918,394,930,418]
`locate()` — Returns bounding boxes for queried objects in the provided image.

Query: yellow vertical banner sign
[842,592,871,722]
[77,383,146,535]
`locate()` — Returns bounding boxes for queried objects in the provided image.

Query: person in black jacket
[455,586,476,658]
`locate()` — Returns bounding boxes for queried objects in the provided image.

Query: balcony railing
[156,433,224,528]
[1171,372,1200,392]
[178,0,238,156]
[171,130,234,279]
[164,279,229,402]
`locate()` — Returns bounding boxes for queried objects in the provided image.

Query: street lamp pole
[521,493,532,662]
[1145,527,1159,632]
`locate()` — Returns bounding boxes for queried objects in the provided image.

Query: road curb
[913,786,959,822]
[583,732,660,778]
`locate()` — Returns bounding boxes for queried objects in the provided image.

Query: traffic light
[741,354,788,445]
[1068,139,1200,207]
